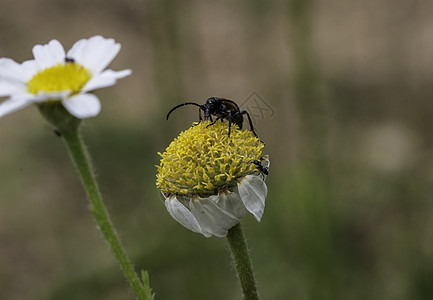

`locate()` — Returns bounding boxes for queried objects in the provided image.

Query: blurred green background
[1,0,433,299]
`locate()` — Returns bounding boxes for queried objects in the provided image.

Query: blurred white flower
[0,35,131,119]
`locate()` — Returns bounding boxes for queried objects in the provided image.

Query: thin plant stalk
[62,129,152,300]
[227,223,259,300]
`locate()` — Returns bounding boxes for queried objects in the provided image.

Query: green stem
[62,129,150,300]
[227,223,259,300]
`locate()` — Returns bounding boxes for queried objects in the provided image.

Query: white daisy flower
[156,121,269,238]
[0,35,131,119]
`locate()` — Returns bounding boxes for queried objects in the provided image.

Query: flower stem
[226,223,260,300]
[62,129,151,300]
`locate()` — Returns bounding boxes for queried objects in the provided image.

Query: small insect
[53,129,62,137]
[253,160,268,176]
[45,124,62,137]
[166,97,258,138]
[253,155,270,179]
[64,57,75,63]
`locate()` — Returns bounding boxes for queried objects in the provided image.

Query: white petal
[82,69,131,92]
[32,39,65,69]
[189,196,239,237]
[0,80,27,97]
[67,36,121,74]
[237,175,267,221]
[61,93,101,118]
[164,196,206,236]
[66,38,86,62]
[0,58,34,82]
[21,59,39,77]
[213,190,248,219]
[0,96,34,118]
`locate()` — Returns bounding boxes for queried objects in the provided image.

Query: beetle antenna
[166,102,203,120]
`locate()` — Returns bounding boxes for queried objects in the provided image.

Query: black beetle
[166,97,258,138]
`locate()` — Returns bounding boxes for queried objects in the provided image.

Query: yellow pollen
[27,62,91,95]
[156,121,264,197]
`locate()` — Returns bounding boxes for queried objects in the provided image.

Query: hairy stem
[62,129,151,300]
[227,223,259,300]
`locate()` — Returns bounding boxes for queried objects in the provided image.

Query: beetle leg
[198,108,203,122]
[239,110,258,138]
[206,116,222,127]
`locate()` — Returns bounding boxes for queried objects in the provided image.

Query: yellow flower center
[156,121,264,196]
[27,62,92,95]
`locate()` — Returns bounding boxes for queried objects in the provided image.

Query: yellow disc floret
[156,121,264,196]
[27,62,91,95]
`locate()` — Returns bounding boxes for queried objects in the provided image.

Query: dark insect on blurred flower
[156,121,269,237]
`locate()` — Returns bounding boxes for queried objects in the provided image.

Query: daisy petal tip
[47,39,62,49]
[32,39,66,68]
[237,175,267,222]
[0,97,32,118]
[70,36,123,75]
[120,69,132,77]
[190,196,239,238]
[164,196,205,236]
[62,93,101,119]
